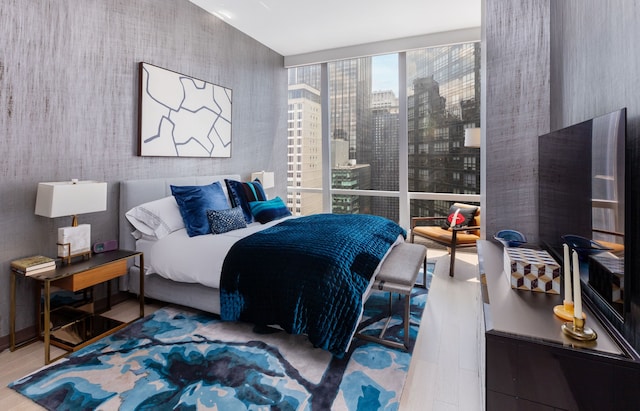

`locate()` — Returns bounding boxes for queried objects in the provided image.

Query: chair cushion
[413,226,480,245]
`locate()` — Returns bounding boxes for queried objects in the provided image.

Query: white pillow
[125,196,184,240]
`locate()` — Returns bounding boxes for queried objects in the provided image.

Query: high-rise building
[286,82,323,216]
[371,90,399,220]
[331,162,372,214]
[289,60,375,215]
[328,58,374,215]
[408,43,481,218]
[328,58,373,166]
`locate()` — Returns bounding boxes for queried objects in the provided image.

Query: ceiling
[188,0,482,57]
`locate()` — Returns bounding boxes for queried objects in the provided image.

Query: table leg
[10,271,16,351]
[44,280,51,365]
[36,282,42,338]
[107,280,112,311]
[139,254,145,318]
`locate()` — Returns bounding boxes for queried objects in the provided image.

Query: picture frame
[138,62,232,157]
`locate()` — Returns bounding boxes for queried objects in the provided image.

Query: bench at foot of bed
[356,242,427,351]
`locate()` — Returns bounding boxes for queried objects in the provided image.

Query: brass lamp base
[562,316,597,341]
[57,242,91,265]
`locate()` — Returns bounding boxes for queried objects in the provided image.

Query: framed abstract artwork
[138,62,232,157]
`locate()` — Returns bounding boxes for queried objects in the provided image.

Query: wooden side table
[10,250,144,364]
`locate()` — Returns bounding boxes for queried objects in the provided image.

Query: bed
[119,174,406,355]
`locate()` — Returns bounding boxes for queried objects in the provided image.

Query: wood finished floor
[400,248,483,411]
[0,249,483,411]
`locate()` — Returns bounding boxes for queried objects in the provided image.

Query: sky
[372,54,399,96]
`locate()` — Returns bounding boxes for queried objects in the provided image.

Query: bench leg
[416,256,427,289]
[355,291,411,351]
[424,257,427,287]
[404,292,411,348]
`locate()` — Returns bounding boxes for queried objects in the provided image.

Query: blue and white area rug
[10,269,432,411]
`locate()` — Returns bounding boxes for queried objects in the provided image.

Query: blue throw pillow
[207,206,247,234]
[171,182,229,237]
[249,197,291,224]
[225,179,267,223]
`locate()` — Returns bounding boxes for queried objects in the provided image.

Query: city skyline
[372,54,398,95]
[287,42,481,222]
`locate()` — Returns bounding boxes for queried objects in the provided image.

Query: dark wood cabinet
[479,241,640,410]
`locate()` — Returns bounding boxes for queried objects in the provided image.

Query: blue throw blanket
[220,213,406,356]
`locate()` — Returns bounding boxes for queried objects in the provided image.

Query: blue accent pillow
[171,182,229,237]
[225,179,267,223]
[249,197,291,224]
[207,206,247,234]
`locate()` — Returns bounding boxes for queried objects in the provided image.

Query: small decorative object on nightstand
[34,179,107,264]
[10,255,56,276]
[561,249,597,341]
[553,243,586,321]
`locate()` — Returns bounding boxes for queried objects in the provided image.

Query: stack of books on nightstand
[11,255,56,276]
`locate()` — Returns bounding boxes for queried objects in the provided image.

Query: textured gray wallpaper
[549,0,640,354]
[550,1,640,129]
[0,0,287,338]
[483,0,550,242]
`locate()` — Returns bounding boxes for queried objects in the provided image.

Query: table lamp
[250,171,275,189]
[464,127,481,148]
[35,180,107,263]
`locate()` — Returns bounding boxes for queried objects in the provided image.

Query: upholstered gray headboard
[118,174,241,252]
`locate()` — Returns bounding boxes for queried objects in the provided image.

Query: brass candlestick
[562,316,597,341]
[554,300,586,321]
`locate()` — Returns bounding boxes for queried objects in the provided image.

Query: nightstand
[10,250,144,364]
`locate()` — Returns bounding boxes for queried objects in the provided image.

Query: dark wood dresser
[478,240,640,410]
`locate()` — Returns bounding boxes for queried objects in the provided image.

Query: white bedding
[138,217,292,289]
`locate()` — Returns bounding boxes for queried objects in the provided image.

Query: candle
[572,250,582,319]
[563,244,572,303]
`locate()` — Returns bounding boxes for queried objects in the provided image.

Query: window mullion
[398,52,409,230]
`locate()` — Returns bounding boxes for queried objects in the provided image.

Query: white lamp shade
[250,171,275,189]
[464,128,481,148]
[35,180,107,218]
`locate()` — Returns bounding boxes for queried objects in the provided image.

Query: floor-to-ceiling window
[326,54,400,220]
[286,42,481,230]
[408,43,481,219]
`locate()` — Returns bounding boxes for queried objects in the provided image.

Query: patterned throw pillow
[249,197,291,224]
[206,206,247,234]
[441,205,478,229]
[225,179,267,223]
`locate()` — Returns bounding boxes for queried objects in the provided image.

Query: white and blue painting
[139,62,232,158]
